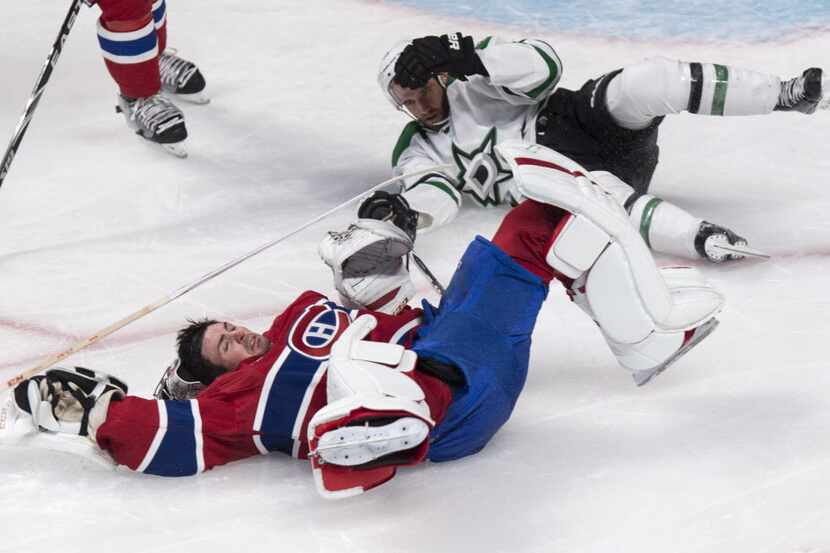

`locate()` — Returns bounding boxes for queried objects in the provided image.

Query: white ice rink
[1,2,829,552]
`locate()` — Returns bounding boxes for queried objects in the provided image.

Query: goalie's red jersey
[95,291,452,476]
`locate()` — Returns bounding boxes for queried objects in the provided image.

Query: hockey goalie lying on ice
[1,143,725,499]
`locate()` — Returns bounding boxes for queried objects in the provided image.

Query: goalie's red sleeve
[94,291,451,476]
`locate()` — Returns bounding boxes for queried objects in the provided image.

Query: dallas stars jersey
[392,36,562,231]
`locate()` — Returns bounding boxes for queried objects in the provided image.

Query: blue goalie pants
[413,236,549,462]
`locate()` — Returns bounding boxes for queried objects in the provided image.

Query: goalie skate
[632,318,720,386]
[315,416,429,467]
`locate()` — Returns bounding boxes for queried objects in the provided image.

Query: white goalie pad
[307,316,434,499]
[319,219,416,314]
[547,213,611,279]
[496,140,679,323]
[570,256,724,380]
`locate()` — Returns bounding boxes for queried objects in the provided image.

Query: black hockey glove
[13,366,128,436]
[394,32,488,89]
[357,191,419,242]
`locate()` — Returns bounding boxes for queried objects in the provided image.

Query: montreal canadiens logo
[287,302,352,359]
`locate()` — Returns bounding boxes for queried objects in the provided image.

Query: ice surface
[1,1,829,552]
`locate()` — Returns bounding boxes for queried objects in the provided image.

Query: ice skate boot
[694,221,764,262]
[116,94,188,158]
[159,50,209,105]
[775,68,824,114]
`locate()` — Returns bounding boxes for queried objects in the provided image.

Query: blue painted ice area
[384,0,830,42]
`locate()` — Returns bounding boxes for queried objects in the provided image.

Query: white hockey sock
[606,57,781,130]
[628,194,702,259]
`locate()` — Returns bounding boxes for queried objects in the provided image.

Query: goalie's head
[154,318,273,400]
[378,40,449,130]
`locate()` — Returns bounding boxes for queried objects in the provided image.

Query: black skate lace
[779,75,806,108]
[159,52,197,91]
[131,95,184,135]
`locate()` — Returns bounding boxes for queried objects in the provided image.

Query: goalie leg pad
[307,315,434,498]
[308,401,433,499]
[316,416,429,467]
[545,213,610,279]
[572,261,723,381]
[583,247,724,342]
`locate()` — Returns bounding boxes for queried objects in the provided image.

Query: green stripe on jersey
[476,36,493,50]
[526,45,561,99]
[392,121,422,167]
[711,64,729,116]
[639,198,663,247]
[409,179,461,206]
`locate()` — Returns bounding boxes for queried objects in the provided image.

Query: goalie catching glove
[12,367,127,438]
[319,217,416,315]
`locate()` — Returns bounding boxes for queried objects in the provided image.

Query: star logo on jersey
[451,128,514,206]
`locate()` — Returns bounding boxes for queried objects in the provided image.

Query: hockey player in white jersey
[374,32,826,262]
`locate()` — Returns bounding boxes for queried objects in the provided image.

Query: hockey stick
[1,164,454,391]
[0,0,84,188]
[411,253,446,296]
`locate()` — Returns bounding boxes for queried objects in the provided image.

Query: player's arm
[392,123,461,232]
[11,367,261,475]
[475,36,563,104]
[396,32,562,105]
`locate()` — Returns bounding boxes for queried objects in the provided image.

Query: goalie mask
[153,358,207,400]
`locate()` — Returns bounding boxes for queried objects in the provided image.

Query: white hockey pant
[590,170,703,260]
[606,56,781,130]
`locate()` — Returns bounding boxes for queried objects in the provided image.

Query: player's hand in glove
[395,32,488,89]
[12,367,127,438]
[357,191,419,242]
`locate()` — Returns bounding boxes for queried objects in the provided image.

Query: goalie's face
[389,75,449,129]
[201,322,271,371]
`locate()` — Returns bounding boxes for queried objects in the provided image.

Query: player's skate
[694,221,767,262]
[116,94,188,158]
[315,416,430,467]
[159,50,209,105]
[775,68,825,114]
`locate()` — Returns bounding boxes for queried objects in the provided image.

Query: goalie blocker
[495,140,724,384]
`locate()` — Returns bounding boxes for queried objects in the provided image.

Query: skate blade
[160,142,188,158]
[632,318,720,386]
[709,242,770,259]
[316,416,428,466]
